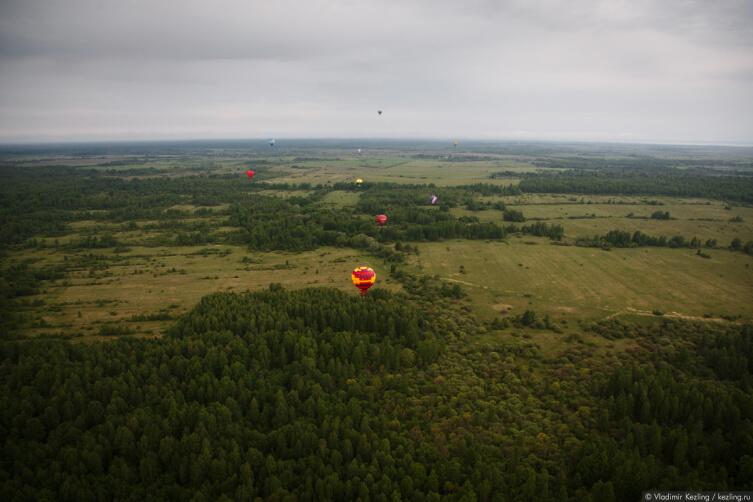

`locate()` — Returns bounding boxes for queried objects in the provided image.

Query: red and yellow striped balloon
[351,266,376,296]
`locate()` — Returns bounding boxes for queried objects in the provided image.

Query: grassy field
[5,147,753,342]
[19,245,398,340]
[12,171,753,343]
[452,195,753,242]
[265,156,532,186]
[411,239,753,322]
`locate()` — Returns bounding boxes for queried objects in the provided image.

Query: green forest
[2,286,752,500]
[517,169,753,204]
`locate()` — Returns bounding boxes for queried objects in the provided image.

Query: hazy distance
[1,0,752,145]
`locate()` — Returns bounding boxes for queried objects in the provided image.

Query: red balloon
[375,214,388,226]
[352,266,376,296]
[246,170,255,178]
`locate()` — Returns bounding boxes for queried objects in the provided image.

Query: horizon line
[1,136,753,149]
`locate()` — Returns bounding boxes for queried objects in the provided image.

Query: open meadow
[3,141,752,340]
[16,245,400,340]
[412,239,753,321]
[264,154,533,186]
[451,196,753,241]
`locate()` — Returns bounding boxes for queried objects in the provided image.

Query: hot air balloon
[430,194,438,205]
[246,170,255,179]
[269,139,276,147]
[453,140,458,147]
[355,178,364,185]
[357,148,362,154]
[375,214,388,226]
[377,110,383,115]
[351,266,376,296]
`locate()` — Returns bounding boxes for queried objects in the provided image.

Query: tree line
[575,229,752,252]
[517,169,753,204]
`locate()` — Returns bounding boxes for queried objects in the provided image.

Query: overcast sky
[1,0,752,144]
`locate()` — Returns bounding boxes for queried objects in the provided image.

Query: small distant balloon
[357,148,362,154]
[269,139,276,147]
[351,266,376,296]
[375,214,388,226]
[246,170,255,179]
[430,194,438,205]
[377,110,383,115]
[453,140,458,147]
[355,178,364,185]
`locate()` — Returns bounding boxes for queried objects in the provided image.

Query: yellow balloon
[351,266,376,296]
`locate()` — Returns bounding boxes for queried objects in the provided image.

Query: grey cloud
[0,0,751,143]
